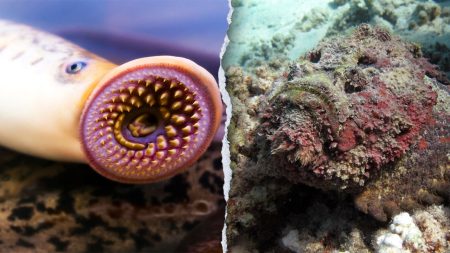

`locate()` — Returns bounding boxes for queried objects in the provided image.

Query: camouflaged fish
[256,25,449,221]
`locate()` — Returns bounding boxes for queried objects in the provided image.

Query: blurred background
[0,0,228,77]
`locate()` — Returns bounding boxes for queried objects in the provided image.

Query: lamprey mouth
[80,56,222,183]
[127,111,160,138]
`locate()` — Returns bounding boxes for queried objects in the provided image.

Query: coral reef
[225,24,449,252]
[375,206,450,252]
[224,0,450,79]
[375,212,424,252]
[328,0,450,79]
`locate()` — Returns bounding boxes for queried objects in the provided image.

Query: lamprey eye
[66,61,87,74]
[80,56,222,184]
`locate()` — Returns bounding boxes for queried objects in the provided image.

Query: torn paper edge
[221,0,233,252]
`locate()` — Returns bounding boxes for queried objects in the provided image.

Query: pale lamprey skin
[0,20,115,162]
[0,20,222,183]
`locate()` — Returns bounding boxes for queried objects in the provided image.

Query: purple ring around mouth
[80,57,222,184]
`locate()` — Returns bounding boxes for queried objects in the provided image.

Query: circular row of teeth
[86,76,202,177]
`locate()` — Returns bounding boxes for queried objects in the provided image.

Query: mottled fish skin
[353,81,450,221]
[255,25,449,221]
[0,143,223,253]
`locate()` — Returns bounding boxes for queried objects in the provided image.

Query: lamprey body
[0,20,222,183]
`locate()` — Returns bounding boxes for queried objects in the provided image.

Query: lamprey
[0,20,222,183]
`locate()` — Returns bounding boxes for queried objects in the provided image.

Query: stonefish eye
[66,61,87,74]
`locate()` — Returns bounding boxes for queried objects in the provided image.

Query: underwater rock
[257,25,449,221]
[225,0,450,80]
[328,0,450,79]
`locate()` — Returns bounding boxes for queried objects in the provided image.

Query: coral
[412,206,450,252]
[375,233,404,253]
[326,0,450,79]
[256,25,449,220]
[375,212,425,252]
[240,34,294,68]
[277,200,375,253]
[295,8,329,32]
[330,0,350,7]
[374,206,450,253]
[411,2,442,26]
[389,213,423,248]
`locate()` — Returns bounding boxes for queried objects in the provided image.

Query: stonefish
[257,24,449,222]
